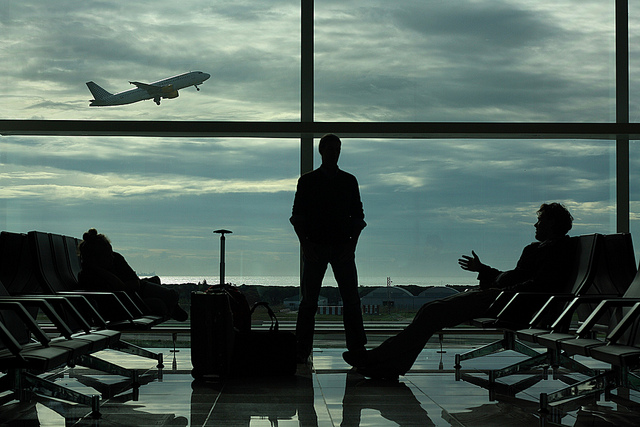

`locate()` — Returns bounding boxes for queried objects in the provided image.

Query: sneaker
[296,353,313,365]
[171,305,189,321]
[342,349,368,368]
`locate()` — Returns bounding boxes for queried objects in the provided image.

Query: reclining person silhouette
[78,228,188,321]
[342,202,575,380]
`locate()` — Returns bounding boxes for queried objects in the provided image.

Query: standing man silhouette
[290,134,368,363]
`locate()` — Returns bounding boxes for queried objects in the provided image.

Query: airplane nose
[203,73,211,81]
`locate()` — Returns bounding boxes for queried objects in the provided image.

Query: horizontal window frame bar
[2,120,640,140]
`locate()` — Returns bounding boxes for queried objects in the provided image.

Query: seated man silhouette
[78,228,188,321]
[342,202,575,379]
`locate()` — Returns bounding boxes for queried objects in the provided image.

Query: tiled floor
[2,344,640,426]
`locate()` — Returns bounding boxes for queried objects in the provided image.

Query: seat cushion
[589,344,640,366]
[558,337,605,357]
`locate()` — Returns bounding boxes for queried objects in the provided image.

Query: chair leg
[539,370,614,413]
[76,353,142,381]
[491,352,548,380]
[21,371,101,417]
[455,338,507,368]
[455,331,540,369]
[110,340,164,368]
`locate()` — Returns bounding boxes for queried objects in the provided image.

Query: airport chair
[29,231,169,329]
[1,231,163,366]
[539,301,640,412]
[1,279,145,389]
[471,234,636,391]
[454,233,601,369]
[508,233,637,377]
[0,299,103,415]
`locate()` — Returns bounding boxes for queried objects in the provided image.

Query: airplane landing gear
[154,97,161,105]
[194,84,200,91]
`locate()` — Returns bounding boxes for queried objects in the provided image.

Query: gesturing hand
[458,250,484,272]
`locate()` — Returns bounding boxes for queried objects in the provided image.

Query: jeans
[367,289,500,374]
[295,242,367,359]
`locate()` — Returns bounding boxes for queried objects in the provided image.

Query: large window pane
[300,138,616,287]
[0,136,301,281]
[315,1,615,122]
[0,1,300,120]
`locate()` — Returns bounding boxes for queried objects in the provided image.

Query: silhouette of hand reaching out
[458,250,485,272]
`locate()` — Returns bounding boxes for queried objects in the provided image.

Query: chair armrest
[0,320,24,356]
[496,292,566,325]
[11,295,94,332]
[548,294,622,332]
[0,300,56,345]
[483,290,515,318]
[607,302,640,344]
[24,294,107,329]
[575,298,640,337]
[529,294,577,329]
[57,291,135,321]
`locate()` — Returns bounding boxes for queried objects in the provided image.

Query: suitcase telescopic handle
[213,229,232,286]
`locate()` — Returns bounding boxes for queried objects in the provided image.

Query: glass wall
[0,1,634,291]
[1,136,617,288]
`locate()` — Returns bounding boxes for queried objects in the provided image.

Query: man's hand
[458,250,485,272]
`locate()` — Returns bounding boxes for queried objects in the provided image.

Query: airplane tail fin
[86,81,112,100]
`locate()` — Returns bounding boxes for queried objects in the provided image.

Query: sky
[1,1,640,286]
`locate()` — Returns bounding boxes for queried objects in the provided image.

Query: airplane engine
[160,84,179,99]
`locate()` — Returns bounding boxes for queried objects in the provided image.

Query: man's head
[535,203,573,241]
[318,134,341,169]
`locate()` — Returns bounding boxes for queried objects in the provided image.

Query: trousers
[367,289,500,374]
[295,242,367,358]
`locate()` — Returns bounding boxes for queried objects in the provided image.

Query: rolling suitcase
[190,289,235,379]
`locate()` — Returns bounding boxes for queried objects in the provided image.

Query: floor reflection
[2,347,640,426]
[191,374,317,426]
[341,371,434,426]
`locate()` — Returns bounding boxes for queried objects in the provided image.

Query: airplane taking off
[86,71,210,106]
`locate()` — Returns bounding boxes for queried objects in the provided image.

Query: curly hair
[78,228,112,265]
[537,203,573,235]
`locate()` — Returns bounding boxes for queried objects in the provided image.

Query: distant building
[360,286,460,312]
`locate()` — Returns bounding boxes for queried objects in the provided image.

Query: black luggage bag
[191,287,296,378]
[233,302,297,376]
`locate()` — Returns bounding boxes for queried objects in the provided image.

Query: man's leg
[331,252,367,352]
[295,252,328,360]
[361,289,498,375]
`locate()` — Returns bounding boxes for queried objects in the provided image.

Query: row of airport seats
[0,230,170,416]
[453,233,640,411]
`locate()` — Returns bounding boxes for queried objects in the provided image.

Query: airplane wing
[129,81,165,95]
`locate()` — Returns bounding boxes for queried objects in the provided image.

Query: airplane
[86,71,210,106]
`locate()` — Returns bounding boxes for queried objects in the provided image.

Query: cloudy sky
[1,1,640,286]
